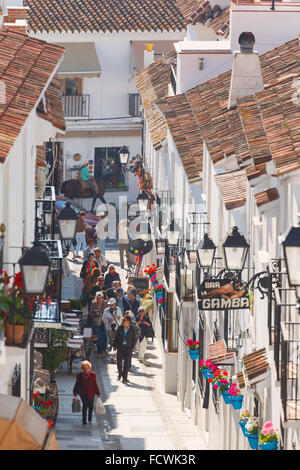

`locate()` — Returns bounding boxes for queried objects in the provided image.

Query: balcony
[280,322,300,425]
[62,94,90,118]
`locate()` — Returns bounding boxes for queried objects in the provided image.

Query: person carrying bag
[73,360,101,425]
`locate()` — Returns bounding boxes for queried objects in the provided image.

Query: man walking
[103,298,122,363]
[113,315,138,383]
[117,218,129,269]
[83,238,96,261]
[75,211,87,258]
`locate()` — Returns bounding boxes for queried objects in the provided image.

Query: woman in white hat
[102,297,123,363]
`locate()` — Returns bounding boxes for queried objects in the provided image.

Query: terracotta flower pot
[5,323,25,344]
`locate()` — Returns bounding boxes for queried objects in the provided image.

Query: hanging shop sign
[198,277,250,310]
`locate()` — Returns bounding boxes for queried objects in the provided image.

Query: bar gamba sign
[199,278,250,310]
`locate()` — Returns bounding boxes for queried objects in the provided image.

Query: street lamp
[282,225,300,291]
[167,219,181,247]
[119,146,130,165]
[19,242,51,295]
[197,233,216,268]
[57,202,78,242]
[137,190,150,212]
[222,226,249,272]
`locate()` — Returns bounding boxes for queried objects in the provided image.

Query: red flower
[46,420,53,429]
[223,371,228,376]
[208,378,213,383]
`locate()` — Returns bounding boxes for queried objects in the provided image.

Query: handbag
[144,324,154,338]
[72,397,81,413]
[94,397,105,415]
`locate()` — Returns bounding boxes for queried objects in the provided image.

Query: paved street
[55,247,206,451]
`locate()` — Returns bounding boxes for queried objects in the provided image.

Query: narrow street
[55,245,206,451]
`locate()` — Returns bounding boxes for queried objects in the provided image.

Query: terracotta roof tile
[254,187,279,207]
[156,93,203,181]
[0,30,64,164]
[176,0,211,24]
[37,76,65,132]
[209,6,230,38]
[215,169,247,209]
[25,0,185,33]
[136,51,176,150]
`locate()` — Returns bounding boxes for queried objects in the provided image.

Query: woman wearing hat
[73,361,101,425]
[102,297,123,363]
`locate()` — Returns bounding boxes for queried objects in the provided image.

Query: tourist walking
[94,247,108,274]
[125,289,140,318]
[82,267,101,312]
[92,292,108,357]
[74,211,87,258]
[136,307,152,363]
[104,264,121,289]
[117,218,129,269]
[106,280,122,299]
[90,275,109,300]
[80,253,99,283]
[103,298,123,362]
[83,238,96,261]
[115,288,130,315]
[73,360,101,425]
[96,212,108,256]
[113,315,138,383]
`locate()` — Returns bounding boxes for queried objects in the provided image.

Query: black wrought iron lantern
[282,225,300,289]
[137,190,150,212]
[19,242,51,295]
[57,202,78,241]
[197,233,216,267]
[119,146,130,165]
[222,226,249,271]
[166,219,181,247]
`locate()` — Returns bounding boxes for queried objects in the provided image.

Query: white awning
[56,42,101,79]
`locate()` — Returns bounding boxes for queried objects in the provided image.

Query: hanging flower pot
[219,390,231,404]
[239,419,248,436]
[259,441,278,451]
[5,323,25,345]
[188,349,199,361]
[230,394,244,410]
[245,432,259,450]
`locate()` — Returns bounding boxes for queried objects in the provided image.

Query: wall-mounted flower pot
[188,349,199,360]
[202,369,213,380]
[259,441,278,451]
[239,419,248,436]
[245,432,259,450]
[230,395,244,410]
[220,390,231,404]
[5,323,25,345]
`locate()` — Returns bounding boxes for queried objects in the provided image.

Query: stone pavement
[55,246,206,451]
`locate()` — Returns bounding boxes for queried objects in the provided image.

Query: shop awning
[0,394,58,450]
[56,42,101,79]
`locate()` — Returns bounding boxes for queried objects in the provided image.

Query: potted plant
[245,416,259,450]
[186,339,199,360]
[259,421,278,450]
[199,359,217,379]
[32,390,54,429]
[239,409,250,435]
[228,382,244,410]
[41,329,69,380]
[209,370,231,404]
[0,270,35,344]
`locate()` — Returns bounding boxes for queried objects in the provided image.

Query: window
[64,77,82,96]
[94,147,127,191]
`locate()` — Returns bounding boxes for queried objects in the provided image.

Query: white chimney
[228,32,264,109]
[144,43,154,68]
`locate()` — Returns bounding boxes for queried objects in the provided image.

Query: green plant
[0,270,35,325]
[245,417,259,435]
[240,409,251,422]
[68,298,82,311]
[259,421,278,443]
[41,329,69,377]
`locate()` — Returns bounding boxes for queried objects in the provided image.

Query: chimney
[3,4,28,34]
[228,32,264,109]
[144,43,154,68]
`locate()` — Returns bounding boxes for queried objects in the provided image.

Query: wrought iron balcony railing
[281,321,300,424]
[63,94,90,118]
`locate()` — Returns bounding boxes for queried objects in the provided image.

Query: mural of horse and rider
[61,147,129,213]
